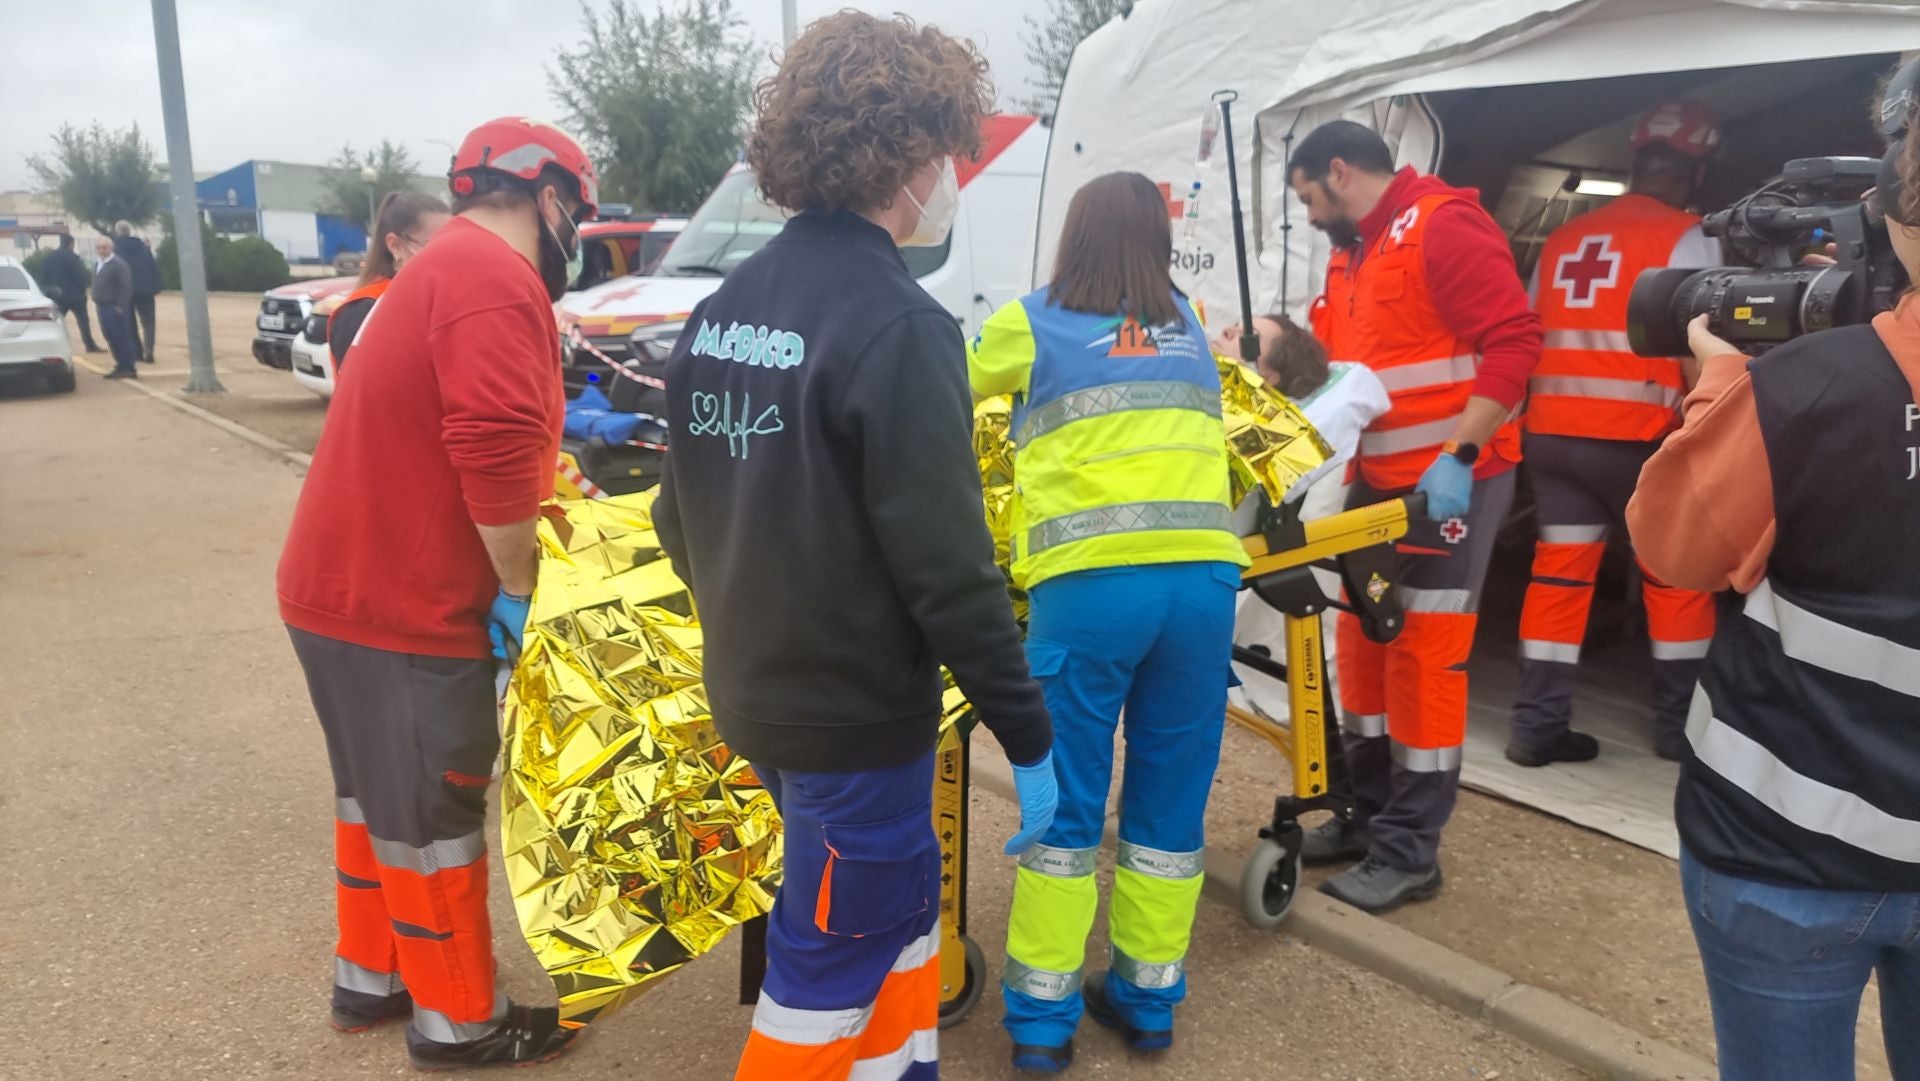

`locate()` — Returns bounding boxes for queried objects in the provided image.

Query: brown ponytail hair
[361,190,449,286]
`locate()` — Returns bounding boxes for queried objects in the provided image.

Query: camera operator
[1625,103,1920,1079]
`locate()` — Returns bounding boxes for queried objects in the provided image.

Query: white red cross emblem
[1552,235,1622,309]
[1439,517,1469,545]
[1388,206,1421,245]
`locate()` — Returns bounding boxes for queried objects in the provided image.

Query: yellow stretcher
[1228,490,1425,927]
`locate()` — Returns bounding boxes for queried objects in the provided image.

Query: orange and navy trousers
[1512,433,1715,747]
[1335,470,1516,872]
[737,750,942,1081]
[287,627,508,1047]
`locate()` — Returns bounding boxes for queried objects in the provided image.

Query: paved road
[0,342,1586,1080]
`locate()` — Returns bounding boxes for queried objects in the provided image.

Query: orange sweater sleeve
[1626,352,1776,593]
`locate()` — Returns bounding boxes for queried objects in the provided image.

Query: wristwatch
[1441,440,1479,465]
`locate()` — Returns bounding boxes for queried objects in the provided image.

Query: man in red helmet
[1508,100,1724,768]
[277,116,595,1071]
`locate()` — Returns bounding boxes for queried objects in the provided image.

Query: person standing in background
[113,221,161,364]
[327,191,452,375]
[1508,102,1725,767]
[91,236,138,379]
[1291,120,1542,914]
[41,235,100,353]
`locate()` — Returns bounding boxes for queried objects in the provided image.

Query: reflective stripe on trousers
[744,927,941,1081]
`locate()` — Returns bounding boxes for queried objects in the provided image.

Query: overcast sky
[0,0,1037,192]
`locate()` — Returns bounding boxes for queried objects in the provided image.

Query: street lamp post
[360,165,379,234]
[782,0,797,44]
[149,0,222,394]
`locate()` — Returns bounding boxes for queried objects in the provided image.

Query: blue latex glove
[1415,452,1473,522]
[487,587,532,665]
[1004,752,1059,856]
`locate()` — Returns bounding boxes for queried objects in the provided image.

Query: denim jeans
[1681,847,1920,1080]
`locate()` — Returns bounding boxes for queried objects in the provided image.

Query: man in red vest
[1509,102,1723,768]
[1294,120,1541,913]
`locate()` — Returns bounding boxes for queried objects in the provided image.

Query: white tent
[1039,0,1920,855]
[1039,0,1920,326]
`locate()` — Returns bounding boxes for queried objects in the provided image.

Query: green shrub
[213,236,290,291]
[158,219,226,291]
[21,249,52,290]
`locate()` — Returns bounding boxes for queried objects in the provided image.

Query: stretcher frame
[1230,491,1423,927]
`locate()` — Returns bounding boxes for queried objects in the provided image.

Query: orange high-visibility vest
[327,277,391,344]
[1310,192,1522,491]
[1527,194,1699,442]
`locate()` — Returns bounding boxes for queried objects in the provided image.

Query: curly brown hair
[1899,102,1920,227]
[748,11,993,214]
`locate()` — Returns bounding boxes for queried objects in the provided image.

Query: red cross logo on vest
[1439,517,1469,545]
[1552,235,1622,309]
[1388,206,1421,245]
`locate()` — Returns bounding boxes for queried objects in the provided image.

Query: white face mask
[901,157,959,248]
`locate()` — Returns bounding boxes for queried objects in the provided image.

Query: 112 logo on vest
[689,319,807,370]
[1906,404,1919,481]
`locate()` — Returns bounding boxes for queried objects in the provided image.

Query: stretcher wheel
[1240,838,1302,929]
[937,934,986,1029]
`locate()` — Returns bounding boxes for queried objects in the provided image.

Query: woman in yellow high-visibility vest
[969,172,1250,1073]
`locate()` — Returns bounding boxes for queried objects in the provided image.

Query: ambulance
[552,115,1050,407]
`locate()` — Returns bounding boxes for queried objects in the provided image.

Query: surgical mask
[538,194,582,302]
[902,157,959,248]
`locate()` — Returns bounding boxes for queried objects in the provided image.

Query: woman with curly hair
[651,12,1056,1081]
[969,172,1249,1072]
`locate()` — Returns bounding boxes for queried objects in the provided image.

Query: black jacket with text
[654,210,1051,774]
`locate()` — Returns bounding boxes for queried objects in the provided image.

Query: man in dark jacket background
[114,221,161,363]
[91,236,138,378]
[40,236,100,353]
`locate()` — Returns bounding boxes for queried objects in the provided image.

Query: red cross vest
[1309,192,1523,491]
[327,277,391,344]
[1527,194,1700,442]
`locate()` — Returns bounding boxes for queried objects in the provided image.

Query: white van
[553,114,1050,403]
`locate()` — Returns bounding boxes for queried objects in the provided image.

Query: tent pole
[1213,90,1260,366]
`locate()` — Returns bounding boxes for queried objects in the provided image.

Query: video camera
[1628,57,1919,357]
[1627,157,1905,356]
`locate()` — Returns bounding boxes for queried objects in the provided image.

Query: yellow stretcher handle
[1239,494,1422,579]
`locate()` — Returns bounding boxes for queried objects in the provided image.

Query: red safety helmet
[1631,100,1721,160]
[449,117,600,219]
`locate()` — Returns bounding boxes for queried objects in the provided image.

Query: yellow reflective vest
[968,288,1250,590]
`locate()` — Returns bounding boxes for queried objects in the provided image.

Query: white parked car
[289,293,345,398]
[0,256,77,393]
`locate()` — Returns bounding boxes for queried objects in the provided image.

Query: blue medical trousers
[1001,562,1239,1049]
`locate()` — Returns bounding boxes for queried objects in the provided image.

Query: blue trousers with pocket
[1001,562,1239,1049]
[1682,847,1920,1080]
[741,750,943,1081]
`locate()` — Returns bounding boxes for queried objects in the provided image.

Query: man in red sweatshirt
[1294,121,1541,912]
[277,117,596,1072]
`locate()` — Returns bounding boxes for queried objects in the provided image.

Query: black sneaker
[1082,970,1172,1052]
[1504,730,1600,768]
[1654,727,1690,763]
[1319,856,1444,914]
[330,989,412,1033]
[407,1002,577,1072]
[1011,1039,1074,1074]
[1300,817,1371,867]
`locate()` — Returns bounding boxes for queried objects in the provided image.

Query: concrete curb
[75,354,313,472]
[972,752,1716,1081]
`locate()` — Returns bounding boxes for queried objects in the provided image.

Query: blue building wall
[196,162,257,210]
[316,214,368,261]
